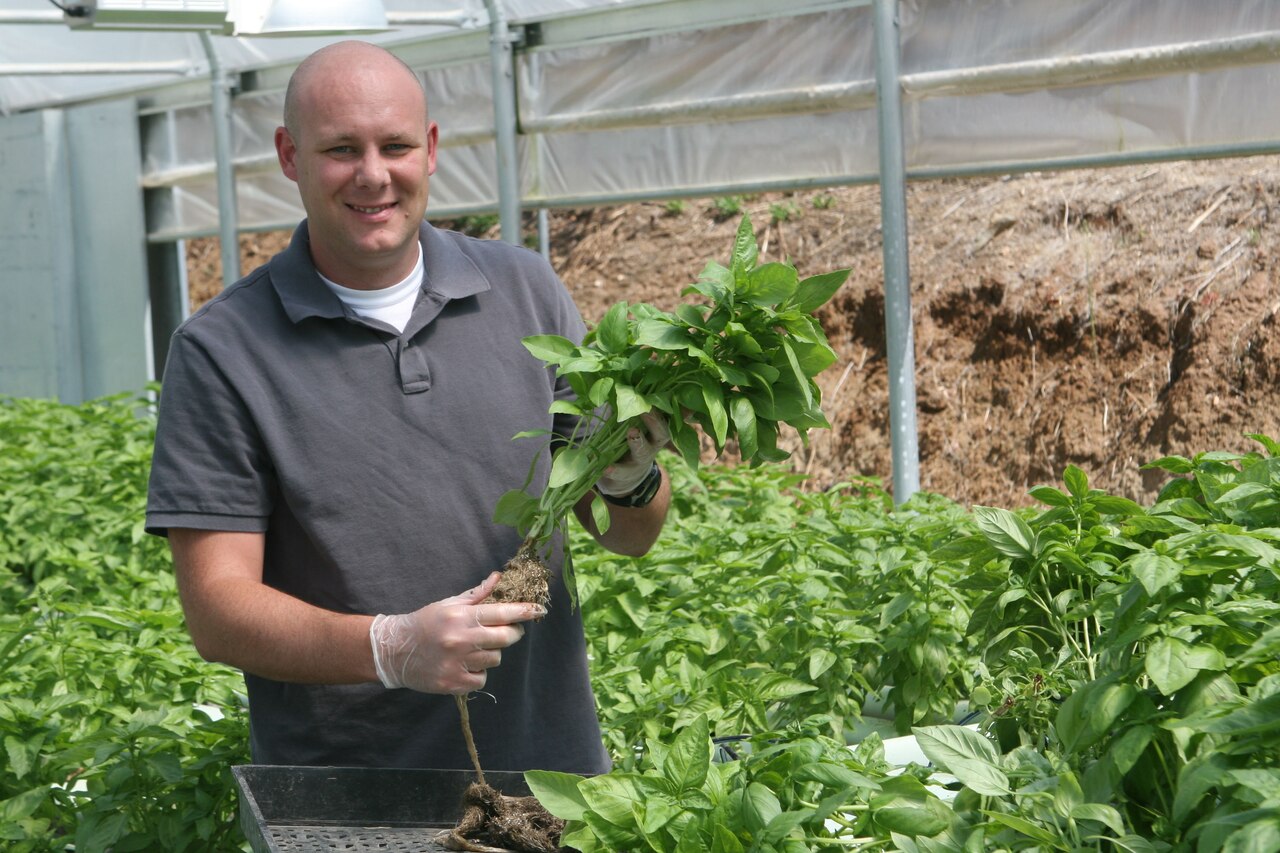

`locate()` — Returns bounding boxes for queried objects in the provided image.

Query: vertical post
[537,207,550,258]
[484,0,522,245]
[200,31,240,288]
[873,0,920,503]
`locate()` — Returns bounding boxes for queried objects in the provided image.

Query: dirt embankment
[188,154,1280,508]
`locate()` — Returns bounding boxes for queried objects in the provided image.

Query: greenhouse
[2,1,1279,850]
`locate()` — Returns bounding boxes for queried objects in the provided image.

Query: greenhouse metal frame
[2,0,1279,500]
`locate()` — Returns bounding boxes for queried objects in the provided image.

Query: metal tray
[233,764,533,853]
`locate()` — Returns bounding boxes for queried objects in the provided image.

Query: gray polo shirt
[147,221,608,774]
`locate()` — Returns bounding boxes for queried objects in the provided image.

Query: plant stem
[455,694,487,786]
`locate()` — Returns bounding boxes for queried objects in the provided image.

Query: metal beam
[524,0,869,53]
[0,61,192,76]
[873,0,919,504]
[199,31,240,289]
[484,0,522,245]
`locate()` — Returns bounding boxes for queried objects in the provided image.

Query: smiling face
[275,42,438,289]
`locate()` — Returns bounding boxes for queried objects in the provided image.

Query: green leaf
[808,647,837,680]
[778,340,815,413]
[595,302,631,353]
[741,263,797,307]
[0,786,47,823]
[1175,693,1280,737]
[729,395,758,461]
[1127,550,1182,596]
[870,776,951,837]
[666,715,711,793]
[589,491,611,537]
[741,782,781,833]
[492,489,538,530]
[1222,817,1280,853]
[693,261,732,304]
[4,736,32,780]
[1055,679,1138,753]
[1029,485,1071,507]
[1142,455,1194,474]
[983,811,1060,844]
[698,376,729,449]
[579,773,650,828]
[789,269,849,313]
[634,318,698,351]
[1063,465,1089,498]
[731,215,758,274]
[1090,495,1145,516]
[712,824,745,853]
[913,725,1009,796]
[1172,752,1229,824]
[614,385,650,422]
[522,334,578,365]
[972,506,1037,560]
[549,447,594,489]
[1145,636,1226,696]
[1070,803,1126,836]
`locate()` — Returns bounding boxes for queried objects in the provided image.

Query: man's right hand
[368,572,545,694]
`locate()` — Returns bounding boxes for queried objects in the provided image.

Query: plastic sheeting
[3,0,1278,239]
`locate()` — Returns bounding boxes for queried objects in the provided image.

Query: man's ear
[275,126,299,182]
[426,121,439,177]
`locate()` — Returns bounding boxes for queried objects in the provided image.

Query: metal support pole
[200,32,240,289]
[483,0,522,245]
[537,208,550,258]
[872,0,919,503]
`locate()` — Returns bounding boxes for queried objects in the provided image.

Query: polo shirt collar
[269,220,492,325]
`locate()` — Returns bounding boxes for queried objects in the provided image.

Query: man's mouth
[349,203,395,214]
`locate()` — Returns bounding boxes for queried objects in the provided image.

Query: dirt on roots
[188,154,1280,509]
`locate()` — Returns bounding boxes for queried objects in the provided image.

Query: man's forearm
[170,528,379,685]
[188,574,378,684]
[576,466,671,558]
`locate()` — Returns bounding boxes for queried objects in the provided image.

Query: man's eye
[328,146,355,155]
[383,143,410,153]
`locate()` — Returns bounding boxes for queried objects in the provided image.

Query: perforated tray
[233,765,533,853]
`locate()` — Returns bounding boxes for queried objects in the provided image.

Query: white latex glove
[596,411,671,497]
[369,572,545,695]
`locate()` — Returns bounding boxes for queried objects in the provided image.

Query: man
[146,40,670,774]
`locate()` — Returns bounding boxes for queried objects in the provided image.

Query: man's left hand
[596,411,671,497]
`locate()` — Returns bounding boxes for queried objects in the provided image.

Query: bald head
[283,41,428,143]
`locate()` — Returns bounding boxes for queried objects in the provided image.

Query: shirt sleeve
[145,328,277,536]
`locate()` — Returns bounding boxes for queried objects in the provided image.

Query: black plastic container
[233,764,533,852]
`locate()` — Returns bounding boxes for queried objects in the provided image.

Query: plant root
[445,541,561,851]
[488,541,552,613]
[436,782,565,853]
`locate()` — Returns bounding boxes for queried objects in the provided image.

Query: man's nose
[354,151,389,188]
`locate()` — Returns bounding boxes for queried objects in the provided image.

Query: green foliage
[565,440,1280,851]
[0,393,247,852]
[713,196,745,219]
[530,715,920,852]
[6,389,1278,852]
[769,202,800,224]
[573,461,979,757]
[454,213,500,237]
[919,444,1280,849]
[496,215,850,563]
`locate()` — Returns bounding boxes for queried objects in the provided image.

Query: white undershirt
[319,244,424,334]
